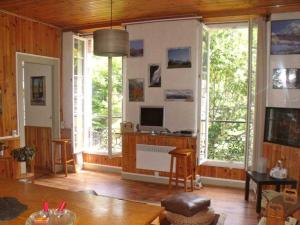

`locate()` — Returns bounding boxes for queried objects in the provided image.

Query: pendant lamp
[93,0,129,56]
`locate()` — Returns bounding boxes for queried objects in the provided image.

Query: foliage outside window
[88,51,123,154]
[208,26,249,162]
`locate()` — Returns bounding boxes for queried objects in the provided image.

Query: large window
[73,37,123,156]
[199,22,257,164]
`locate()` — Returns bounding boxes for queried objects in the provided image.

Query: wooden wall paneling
[83,153,122,167]
[25,126,52,171]
[198,165,245,181]
[0,11,62,138]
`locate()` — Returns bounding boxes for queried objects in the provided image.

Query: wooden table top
[0,180,164,225]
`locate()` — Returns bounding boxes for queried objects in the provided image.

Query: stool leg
[190,156,194,192]
[184,156,188,192]
[53,143,57,175]
[63,143,68,177]
[175,158,179,189]
[169,155,174,191]
[72,154,76,173]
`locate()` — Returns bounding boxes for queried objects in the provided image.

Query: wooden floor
[34,170,258,225]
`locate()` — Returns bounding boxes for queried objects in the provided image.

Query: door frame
[16,52,60,146]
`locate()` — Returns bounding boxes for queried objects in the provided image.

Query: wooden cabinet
[0,136,20,179]
[122,132,196,176]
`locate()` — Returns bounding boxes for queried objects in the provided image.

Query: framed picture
[130,40,144,57]
[272,68,300,89]
[271,20,300,55]
[165,89,194,102]
[167,47,191,69]
[149,64,161,87]
[31,76,46,105]
[128,78,144,102]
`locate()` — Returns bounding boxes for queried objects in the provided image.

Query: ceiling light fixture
[93,0,129,56]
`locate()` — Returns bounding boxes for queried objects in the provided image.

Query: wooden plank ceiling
[1,0,300,31]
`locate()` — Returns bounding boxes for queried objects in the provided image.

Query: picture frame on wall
[31,76,46,105]
[129,40,144,57]
[128,78,144,102]
[164,89,194,102]
[148,64,161,87]
[272,68,300,89]
[271,19,300,55]
[167,47,191,69]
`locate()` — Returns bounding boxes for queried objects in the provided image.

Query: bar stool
[52,139,76,177]
[168,148,195,192]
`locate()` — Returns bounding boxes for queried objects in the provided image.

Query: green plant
[11,146,36,162]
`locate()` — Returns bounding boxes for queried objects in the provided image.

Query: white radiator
[136,144,176,172]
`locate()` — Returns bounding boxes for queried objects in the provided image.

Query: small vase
[20,161,27,174]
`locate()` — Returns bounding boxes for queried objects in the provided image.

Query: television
[139,106,164,132]
[264,107,300,147]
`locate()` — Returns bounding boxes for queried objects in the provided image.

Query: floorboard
[34,170,258,225]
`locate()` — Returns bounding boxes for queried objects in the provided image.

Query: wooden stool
[168,148,195,192]
[52,139,76,177]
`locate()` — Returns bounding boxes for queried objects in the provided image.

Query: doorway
[16,53,60,172]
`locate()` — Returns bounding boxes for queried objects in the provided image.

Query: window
[73,37,123,156]
[199,21,257,165]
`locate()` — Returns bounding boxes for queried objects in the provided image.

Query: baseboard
[121,172,245,189]
[200,176,245,189]
[83,163,122,174]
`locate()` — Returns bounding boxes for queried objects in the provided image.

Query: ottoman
[161,193,215,225]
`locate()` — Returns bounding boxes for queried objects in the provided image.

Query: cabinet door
[0,159,11,179]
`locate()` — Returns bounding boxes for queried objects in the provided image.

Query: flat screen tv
[140,106,164,131]
[264,107,300,147]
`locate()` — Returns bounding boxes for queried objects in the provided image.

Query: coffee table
[244,171,297,213]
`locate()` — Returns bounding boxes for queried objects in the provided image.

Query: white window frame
[198,21,257,169]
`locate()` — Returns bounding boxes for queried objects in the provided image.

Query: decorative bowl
[25,209,76,225]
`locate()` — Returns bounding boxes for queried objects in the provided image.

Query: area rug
[0,197,27,221]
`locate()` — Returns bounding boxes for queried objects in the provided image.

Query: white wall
[125,19,202,132]
[267,12,300,108]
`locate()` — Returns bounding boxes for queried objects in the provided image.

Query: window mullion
[108,56,113,157]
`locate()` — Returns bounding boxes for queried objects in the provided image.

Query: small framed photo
[149,64,161,87]
[31,76,46,105]
[272,68,300,89]
[128,78,144,102]
[167,47,191,69]
[165,89,194,102]
[130,40,144,57]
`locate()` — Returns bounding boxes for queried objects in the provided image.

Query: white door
[24,63,52,128]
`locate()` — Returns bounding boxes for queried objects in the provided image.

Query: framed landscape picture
[167,47,191,69]
[129,40,144,57]
[271,19,300,55]
[165,89,194,102]
[128,78,144,102]
[31,76,46,105]
[148,64,161,87]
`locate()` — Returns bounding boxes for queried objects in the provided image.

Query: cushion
[166,207,215,225]
[161,193,211,217]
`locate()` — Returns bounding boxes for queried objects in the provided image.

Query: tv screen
[140,107,164,127]
[264,107,300,147]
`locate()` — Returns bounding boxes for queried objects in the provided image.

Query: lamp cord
[110,0,112,29]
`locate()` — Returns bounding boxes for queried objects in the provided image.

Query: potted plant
[11,146,36,174]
